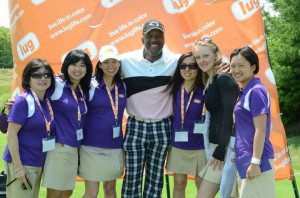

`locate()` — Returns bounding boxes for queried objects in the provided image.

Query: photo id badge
[113,126,120,138]
[174,130,188,142]
[76,128,83,141]
[193,122,208,135]
[42,137,55,152]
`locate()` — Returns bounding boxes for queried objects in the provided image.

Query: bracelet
[14,166,24,174]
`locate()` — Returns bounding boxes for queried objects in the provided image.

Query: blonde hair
[194,37,223,66]
[194,37,223,86]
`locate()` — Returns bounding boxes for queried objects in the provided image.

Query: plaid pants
[121,116,171,198]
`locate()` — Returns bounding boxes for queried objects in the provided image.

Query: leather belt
[131,116,170,123]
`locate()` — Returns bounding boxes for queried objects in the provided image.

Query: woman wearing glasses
[42,50,93,198]
[3,58,56,198]
[80,45,126,198]
[230,46,275,197]
[165,52,206,198]
[194,37,239,198]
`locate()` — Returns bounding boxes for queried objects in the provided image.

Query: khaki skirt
[166,147,207,176]
[5,162,42,198]
[231,160,275,198]
[42,143,78,190]
[79,146,124,182]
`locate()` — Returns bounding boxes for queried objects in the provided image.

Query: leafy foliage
[263,0,300,127]
[0,27,13,68]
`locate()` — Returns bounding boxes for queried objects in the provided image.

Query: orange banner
[8,0,292,180]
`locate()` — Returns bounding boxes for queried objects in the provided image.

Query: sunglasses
[179,63,198,70]
[31,72,51,79]
[201,36,212,42]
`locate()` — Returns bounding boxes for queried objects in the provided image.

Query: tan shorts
[166,147,206,176]
[79,146,124,182]
[231,160,275,198]
[42,143,78,190]
[5,162,42,198]
[198,157,224,184]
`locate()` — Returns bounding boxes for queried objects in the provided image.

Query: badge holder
[76,128,83,141]
[112,120,120,138]
[42,136,56,152]
[174,128,188,142]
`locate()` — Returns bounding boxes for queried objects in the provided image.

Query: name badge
[76,128,83,141]
[113,126,120,138]
[193,122,208,135]
[175,130,188,142]
[42,137,55,152]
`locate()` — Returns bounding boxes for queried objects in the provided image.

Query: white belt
[132,116,166,123]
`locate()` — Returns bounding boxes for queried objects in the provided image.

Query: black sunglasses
[31,72,51,79]
[179,63,198,70]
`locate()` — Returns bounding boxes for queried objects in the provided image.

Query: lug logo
[231,0,260,21]
[17,32,39,61]
[61,41,98,63]
[31,0,46,5]
[101,0,122,8]
[163,0,195,14]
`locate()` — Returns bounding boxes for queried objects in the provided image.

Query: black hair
[61,49,93,92]
[165,52,204,102]
[95,60,122,85]
[22,58,55,91]
[230,46,259,74]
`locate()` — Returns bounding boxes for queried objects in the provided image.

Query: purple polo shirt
[171,86,205,150]
[82,79,126,149]
[2,91,55,167]
[50,78,88,148]
[234,78,274,179]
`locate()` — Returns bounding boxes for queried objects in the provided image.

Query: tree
[263,0,300,127]
[0,27,13,68]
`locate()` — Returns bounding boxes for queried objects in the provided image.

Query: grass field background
[0,68,299,197]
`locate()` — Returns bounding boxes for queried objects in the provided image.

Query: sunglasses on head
[31,72,51,79]
[179,63,198,70]
[201,36,212,42]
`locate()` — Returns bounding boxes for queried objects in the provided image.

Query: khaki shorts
[79,146,124,182]
[42,143,78,190]
[166,147,206,176]
[5,162,42,198]
[198,156,226,184]
[231,159,275,198]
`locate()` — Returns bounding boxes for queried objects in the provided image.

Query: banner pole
[292,178,299,198]
[165,174,171,198]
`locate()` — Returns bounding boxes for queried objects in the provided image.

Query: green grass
[0,68,299,197]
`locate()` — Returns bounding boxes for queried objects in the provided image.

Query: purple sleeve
[250,88,269,118]
[8,96,28,125]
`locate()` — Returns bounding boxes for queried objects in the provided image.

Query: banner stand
[165,174,171,198]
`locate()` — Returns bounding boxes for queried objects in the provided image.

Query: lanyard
[181,84,194,129]
[70,85,87,124]
[104,79,118,125]
[30,89,54,135]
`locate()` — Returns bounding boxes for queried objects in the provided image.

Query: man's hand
[215,62,230,74]
[4,99,15,111]
[246,164,261,180]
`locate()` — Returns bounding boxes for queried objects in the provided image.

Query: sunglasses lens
[180,63,198,70]
[31,73,51,79]
[189,63,198,70]
[180,64,187,70]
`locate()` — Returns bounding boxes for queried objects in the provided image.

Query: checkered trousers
[121,116,171,198]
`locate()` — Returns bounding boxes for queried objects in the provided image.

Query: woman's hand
[14,166,30,189]
[210,157,224,170]
[246,164,261,180]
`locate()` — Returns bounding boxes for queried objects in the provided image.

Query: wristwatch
[251,157,261,165]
